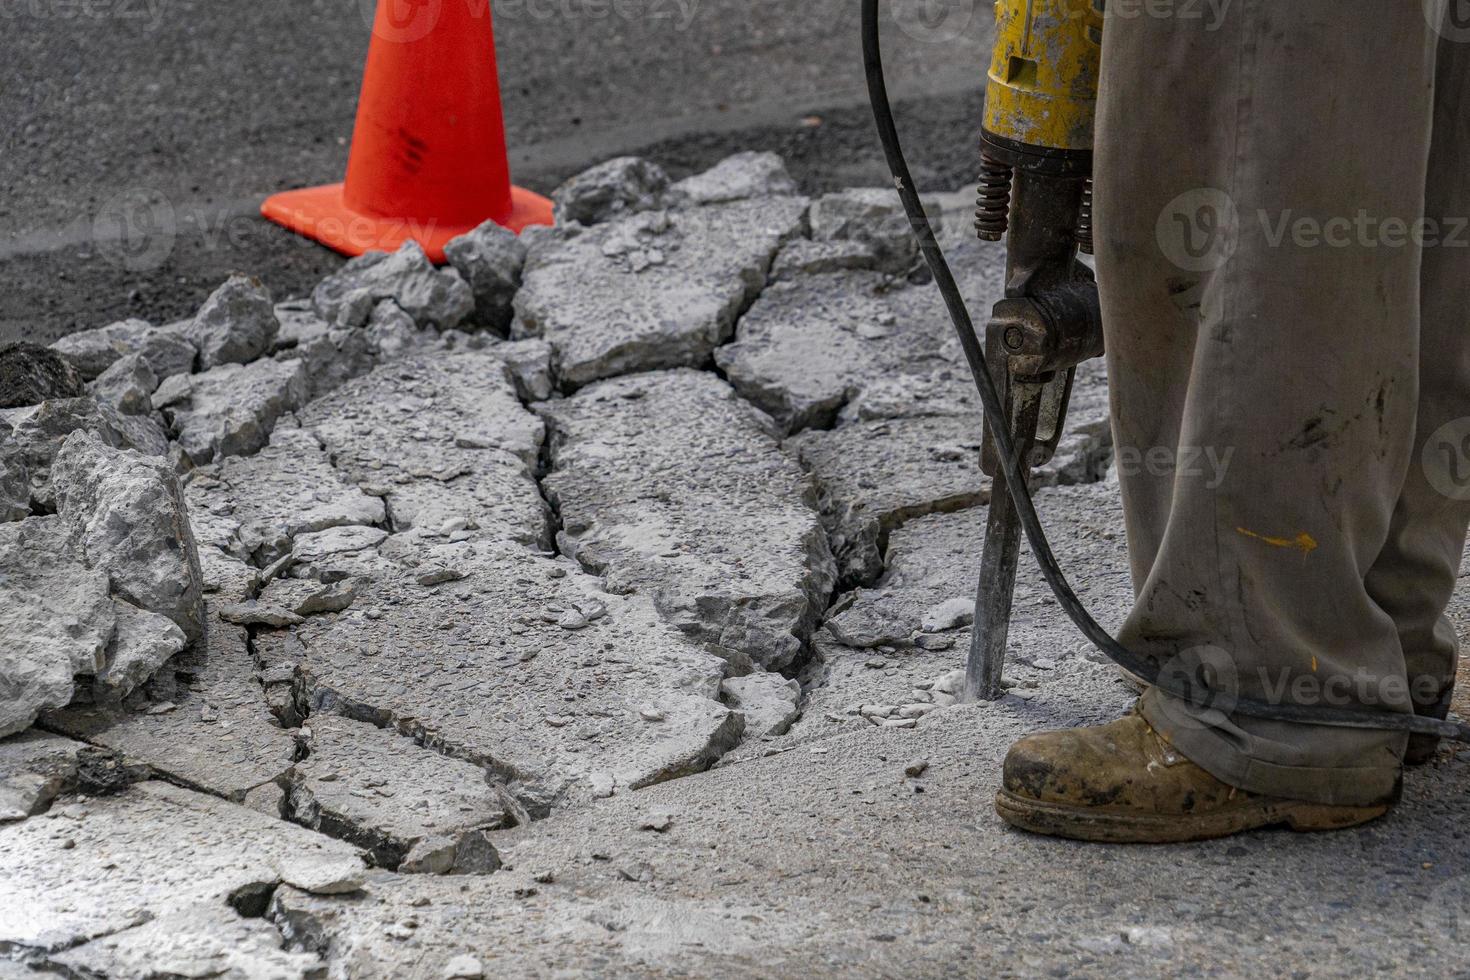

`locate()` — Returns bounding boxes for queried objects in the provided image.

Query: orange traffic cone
[261,0,552,262]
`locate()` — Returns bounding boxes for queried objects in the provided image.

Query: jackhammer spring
[1076,178,1095,254]
[975,154,1013,242]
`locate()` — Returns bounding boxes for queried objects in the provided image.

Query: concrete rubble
[3,152,1454,977]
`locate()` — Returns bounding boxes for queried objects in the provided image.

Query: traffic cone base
[262,182,552,264]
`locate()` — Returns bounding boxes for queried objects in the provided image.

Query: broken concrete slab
[8,396,168,507]
[0,342,87,408]
[791,484,1134,744]
[163,357,310,466]
[313,240,473,331]
[715,271,956,434]
[771,238,879,279]
[187,273,280,370]
[271,298,379,400]
[487,337,555,402]
[809,187,943,273]
[287,543,740,808]
[0,779,364,978]
[289,713,513,871]
[444,219,528,332]
[45,607,299,802]
[514,196,808,389]
[823,484,1129,652]
[91,352,158,415]
[551,156,672,225]
[669,151,798,205]
[721,673,802,740]
[539,369,835,673]
[267,702,1470,978]
[788,414,988,588]
[53,431,206,641]
[0,517,113,738]
[299,351,548,545]
[49,317,198,381]
[0,430,29,521]
[0,730,88,823]
[96,600,188,702]
[184,420,386,567]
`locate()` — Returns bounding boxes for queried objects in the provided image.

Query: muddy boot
[995,711,1396,844]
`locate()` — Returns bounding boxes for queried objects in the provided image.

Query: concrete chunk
[540,369,835,673]
[515,196,808,389]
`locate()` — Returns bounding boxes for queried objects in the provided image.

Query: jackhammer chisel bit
[963,0,1106,702]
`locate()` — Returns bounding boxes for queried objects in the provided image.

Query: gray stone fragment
[721,674,802,739]
[0,780,362,977]
[97,600,188,702]
[0,431,29,522]
[444,219,528,332]
[313,240,473,331]
[0,342,87,408]
[715,271,960,433]
[787,414,988,586]
[50,318,198,380]
[290,714,512,871]
[187,274,280,370]
[670,151,798,205]
[771,238,879,279]
[91,353,158,415]
[443,953,486,979]
[218,602,304,627]
[489,337,555,401]
[0,731,86,822]
[551,156,671,225]
[196,545,260,602]
[162,357,309,465]
[184,421,386,565]
[288,543,739,802]
[400,832,502,876]
[515,196,808,389]
[364,299,429,359]
[539,370,835,673]
[52,432,205,642]
[0,517,112,738]
[259,578,358,616]
[300,352,547,544]
[45,607,299,801]
[809,187,943,273]
[8,396,167,507]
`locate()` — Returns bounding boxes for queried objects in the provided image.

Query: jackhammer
[861,0,1470,742]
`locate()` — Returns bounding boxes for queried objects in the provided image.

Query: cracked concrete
[539,369,835,673]
[6,153,1460,977]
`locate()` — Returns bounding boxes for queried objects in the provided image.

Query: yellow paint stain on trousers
[1236,527,1319,558]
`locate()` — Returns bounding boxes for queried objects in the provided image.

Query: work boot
[995,711,1395,844]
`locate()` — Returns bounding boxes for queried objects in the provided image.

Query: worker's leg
[1092,1,1441,806]
[1363,24,1470,757]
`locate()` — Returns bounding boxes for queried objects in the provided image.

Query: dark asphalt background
[1,0,994,344]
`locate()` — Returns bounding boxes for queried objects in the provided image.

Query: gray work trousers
[1093,0,1470,805]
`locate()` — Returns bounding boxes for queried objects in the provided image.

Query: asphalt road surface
[1,0,996,344]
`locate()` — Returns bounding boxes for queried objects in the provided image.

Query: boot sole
[995,789,1389,844]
